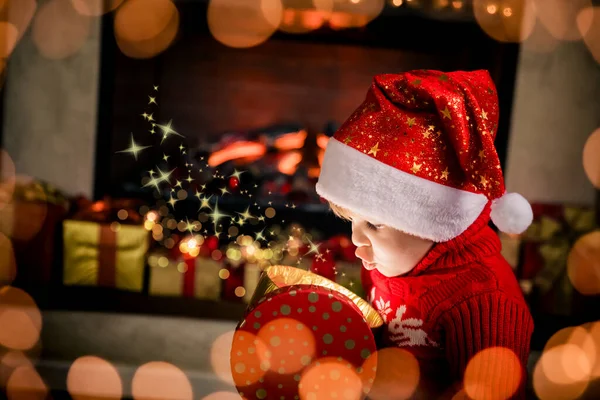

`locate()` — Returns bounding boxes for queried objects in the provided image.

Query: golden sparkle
[116,134,151,161]
[157,119,184,143]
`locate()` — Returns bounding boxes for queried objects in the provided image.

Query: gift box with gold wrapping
[230,265,383,400]
[519,203,598,315]
[148,249,223,300]
[62,198,149,292]
[0,177,70,286]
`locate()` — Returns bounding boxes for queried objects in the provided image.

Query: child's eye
[366,222,381,231]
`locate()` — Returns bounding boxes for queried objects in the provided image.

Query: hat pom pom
[490,192,533,234]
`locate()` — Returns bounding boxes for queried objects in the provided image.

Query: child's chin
[376,267,402,278]
[377,266,407,278]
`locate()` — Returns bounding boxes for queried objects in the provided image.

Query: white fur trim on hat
[316,138,489,242]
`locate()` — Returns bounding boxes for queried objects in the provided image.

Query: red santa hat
[316,69,533,242]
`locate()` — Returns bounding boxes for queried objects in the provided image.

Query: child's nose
[351,225,369,248]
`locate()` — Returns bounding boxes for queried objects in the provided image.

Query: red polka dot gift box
[230,265,384,400]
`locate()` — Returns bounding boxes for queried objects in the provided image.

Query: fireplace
[97,1,520,215]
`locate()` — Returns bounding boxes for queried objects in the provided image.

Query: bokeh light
[360,347,418,400]
[544,326,596,365]
[67,356,123,400]
[473,0,536,43]
[276,0,333,33]
[132,362,193,400]
[464,347,522,400]
[229,330,270,387]
[114,0,180,59]
[567,230,600,295]
[299,356,363,400]
[329,0,384,29]
[533,0,592,41]
[533,343,590,399]
[208,0,282,48]
[32,0,92,60]
[578,7,600,64]
[0,286,42,351]
[0,351,34,388]
[521,14,560,53]
[0,149,16,211]
[0,233,16,286]
[211,330,235,384]
[581,321,600,378]
[70,0,125,16]
[0,22,18,58]
[0,177,49,241]
[5,0,37,44]
[583,127,600,188]
[5,365,48,400]
[256,317,317,375]
[543,329,593,384]
[533,323,600,399]
[560,327,597,382]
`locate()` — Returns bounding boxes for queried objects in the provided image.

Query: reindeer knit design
[362,202,534,399]
[387,304,439,347]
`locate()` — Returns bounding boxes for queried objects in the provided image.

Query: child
[315,70,534,399]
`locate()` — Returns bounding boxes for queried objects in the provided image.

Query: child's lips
[362,260,377,270]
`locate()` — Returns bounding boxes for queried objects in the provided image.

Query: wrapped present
[148,251,222,300]
[519,203,597,315]
[0,178,70,286]
[221,258,263,304]
[62,198,149,292]
[231,265,384,400]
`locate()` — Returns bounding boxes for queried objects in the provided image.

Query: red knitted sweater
[361,202,534,399]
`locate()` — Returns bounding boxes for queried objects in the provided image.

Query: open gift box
[230,265,384,400]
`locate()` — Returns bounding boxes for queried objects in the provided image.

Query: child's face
[350,213,435,278]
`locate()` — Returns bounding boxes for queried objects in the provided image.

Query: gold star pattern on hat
[440,167,449,180]
[368,142,380,157]
[441,106,452,120]
[410,162,422,174]
[479,175,489,188]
